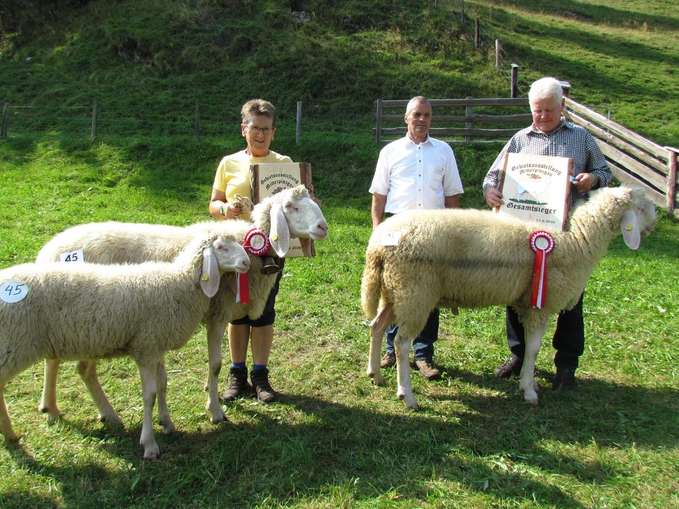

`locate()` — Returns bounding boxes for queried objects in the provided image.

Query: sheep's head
[253,185,329,256]
[620,187,656,249]
[199,236,250,297]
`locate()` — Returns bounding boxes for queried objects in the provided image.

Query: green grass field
[1,1,678,508]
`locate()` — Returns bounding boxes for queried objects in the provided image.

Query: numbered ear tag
[0,281,30,303]
[378,230,401,247]
[59,249,84,263]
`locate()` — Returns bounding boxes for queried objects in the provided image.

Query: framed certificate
[250,162,315,257]
[497,153,573,232]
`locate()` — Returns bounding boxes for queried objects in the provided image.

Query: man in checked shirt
[483,76,612,391]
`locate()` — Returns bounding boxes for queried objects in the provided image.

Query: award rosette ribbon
[529,231,555,309]
[236,228,271,305]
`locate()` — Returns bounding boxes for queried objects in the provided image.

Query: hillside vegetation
[0,2,678,508]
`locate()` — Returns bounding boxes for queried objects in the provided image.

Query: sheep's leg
[38,359,62,423]
[77,360,123,426]
[155,359,175,434]
[520,320,548,405]
[395,334,418,409]
[367,305,394,386]
[205,318,228,424]
[137,362,160,460]
[0,385,18,442]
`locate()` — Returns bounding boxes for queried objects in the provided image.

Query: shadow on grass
[3,364,678,508]
[483,0,679,32]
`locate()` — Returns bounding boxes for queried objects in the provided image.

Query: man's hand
[573,173,598,193]
[484,188,503,208]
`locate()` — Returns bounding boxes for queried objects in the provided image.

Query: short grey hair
[241,98,277,126]
[528,77,563,105]
[405,96,431,117]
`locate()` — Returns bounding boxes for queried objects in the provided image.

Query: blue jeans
[385,309,440,363]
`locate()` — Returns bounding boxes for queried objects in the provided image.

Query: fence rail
[374,94,678,217]
[563,97,678,218]
[373,97,530,145]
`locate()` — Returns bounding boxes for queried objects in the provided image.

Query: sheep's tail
[360,248,384,320]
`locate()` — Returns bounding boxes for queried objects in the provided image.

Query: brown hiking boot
[495,354,523,379]
[251,367,277,403]
[221,366,253,402]
[414,359,441,381]
[380,352,396,368]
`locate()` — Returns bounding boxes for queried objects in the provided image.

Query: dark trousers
[385,309,440,362]
[506,293,585,369]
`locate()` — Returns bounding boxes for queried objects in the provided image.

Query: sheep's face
[280,186,329,240]
[212,238,250,273]
[635,195,657,237]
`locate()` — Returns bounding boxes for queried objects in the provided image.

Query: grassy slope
[0,1,678,508]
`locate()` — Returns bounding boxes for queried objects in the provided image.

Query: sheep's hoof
[100,414,124,427]
[142,444,161,460]
[46,413,63,426]
[523,390,539,405]
[369,373,385,386]
[159,419,176,434]
[402,396,419,410]
[208,409,228,425]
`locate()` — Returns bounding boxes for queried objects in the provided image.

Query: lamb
[36,185,328,425]
[361,186,656,409]
[0,234,250,458]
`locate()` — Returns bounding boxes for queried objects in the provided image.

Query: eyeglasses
[246,125,273,135]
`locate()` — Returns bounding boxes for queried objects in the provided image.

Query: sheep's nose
[314,222,328,239]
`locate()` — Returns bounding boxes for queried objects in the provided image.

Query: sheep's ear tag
[200,247,220,298]
[59,248,84,263]
[378,230,401,247]
[0,280,30,304]
[621,209,640,250]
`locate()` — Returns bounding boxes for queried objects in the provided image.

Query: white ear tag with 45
[0,281,30,303]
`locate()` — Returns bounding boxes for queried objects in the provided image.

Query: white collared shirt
[369,136,463,214]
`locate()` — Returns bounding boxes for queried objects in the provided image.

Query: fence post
[495,39,501,69]
[666,147,678,217]
[474,18,480,49]
[90,99,97,141]
[559,80,571,97]
[1,102,9,138]
[464,98,472,144]
[460,0,464,22]
[296,100,302,145]
[375,98,383,145]
[510,64,519,98]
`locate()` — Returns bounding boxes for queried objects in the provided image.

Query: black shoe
[495,354,522,379]
[261,256,282,275]
[251,367,277,403]
[552,366,576,391]
[221,366,253,401]
[380,352,396,369]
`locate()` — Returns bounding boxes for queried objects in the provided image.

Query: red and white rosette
[236,228,271,305]
[529,231,555,309]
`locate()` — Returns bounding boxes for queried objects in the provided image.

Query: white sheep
[36,185,328,425]
[361,186,656,409]
[0,234,250,459]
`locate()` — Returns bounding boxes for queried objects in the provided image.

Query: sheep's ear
[269,202,290,257]
[200,247,220,297]
[621,209,640,250]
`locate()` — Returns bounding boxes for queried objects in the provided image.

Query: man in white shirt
[369,96,464,380]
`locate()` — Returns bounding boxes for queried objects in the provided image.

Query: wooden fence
[563,97,678,218]
[374,96,678,217]
[374,97,531,145]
